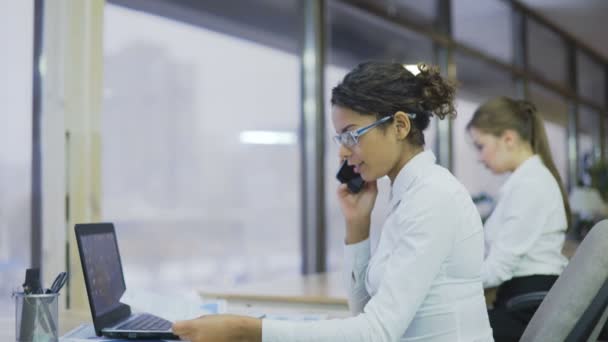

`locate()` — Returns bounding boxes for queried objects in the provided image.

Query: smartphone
[336,160,365,193]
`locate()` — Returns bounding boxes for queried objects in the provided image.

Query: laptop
[75,222,180,340]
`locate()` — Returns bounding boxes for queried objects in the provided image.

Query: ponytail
[525,102,572,228]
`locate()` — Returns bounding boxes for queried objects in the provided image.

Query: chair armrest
[505,291,548,312]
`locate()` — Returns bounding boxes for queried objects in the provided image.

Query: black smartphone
[336,160,365,193]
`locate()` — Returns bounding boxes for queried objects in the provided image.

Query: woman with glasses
[172,61,493,341]
[467,97,570,342]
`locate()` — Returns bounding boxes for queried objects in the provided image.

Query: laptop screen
[79,230,126,316]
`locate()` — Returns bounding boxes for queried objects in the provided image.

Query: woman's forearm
[345,219,371,244]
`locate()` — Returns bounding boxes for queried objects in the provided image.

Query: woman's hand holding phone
[337,180,378,244]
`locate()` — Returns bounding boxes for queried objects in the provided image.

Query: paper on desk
[120,289,222,322]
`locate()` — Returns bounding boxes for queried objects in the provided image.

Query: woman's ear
[393,111,411,140]
[501,129,518,149]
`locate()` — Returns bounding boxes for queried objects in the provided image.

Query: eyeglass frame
[332,112,417,148]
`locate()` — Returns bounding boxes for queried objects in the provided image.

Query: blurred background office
[1,0,607,319]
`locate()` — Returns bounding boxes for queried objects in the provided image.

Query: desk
[200,271,350,318]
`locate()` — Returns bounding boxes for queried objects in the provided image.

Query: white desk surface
[200,271,350,319]
[200,271,348,306]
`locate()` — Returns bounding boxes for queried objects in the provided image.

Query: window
[453,0,513,63]
[0,0,33,314]
[577,51,606,106]
[455,52,519,100]
[102,4,300,292]
[528,20,567,86]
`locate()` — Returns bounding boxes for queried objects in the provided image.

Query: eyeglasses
[333,113,415,148]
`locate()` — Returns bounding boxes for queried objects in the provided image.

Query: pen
[47,271,68,294]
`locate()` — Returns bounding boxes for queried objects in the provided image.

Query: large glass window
[326,2,436,270]
[0,0,33,316]
[454,52,518,101]
[102,4,300,293]
[452,0,513,63]
[529,84,569,184]
[577,51,606,106]
[528,19,567,86]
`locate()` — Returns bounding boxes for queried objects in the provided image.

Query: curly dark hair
[331,61,456,146]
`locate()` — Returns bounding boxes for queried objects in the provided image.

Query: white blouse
[263,151,493,342]
[481,155,568,288]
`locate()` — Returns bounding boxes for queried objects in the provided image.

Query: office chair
[519,220,608,342]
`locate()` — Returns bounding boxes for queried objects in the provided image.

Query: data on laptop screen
[80,231,125,316]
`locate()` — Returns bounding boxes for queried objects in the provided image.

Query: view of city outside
[0,0,33,320]
[102,5,301,294]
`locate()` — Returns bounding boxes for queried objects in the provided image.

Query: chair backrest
[520,220,608,342]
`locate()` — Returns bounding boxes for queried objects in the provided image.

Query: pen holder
[12,291,59,342]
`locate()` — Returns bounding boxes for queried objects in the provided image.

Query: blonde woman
[468,97,570,341]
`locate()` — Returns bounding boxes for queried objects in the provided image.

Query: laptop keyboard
[117,314,172,331]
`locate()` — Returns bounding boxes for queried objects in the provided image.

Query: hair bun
[414,63,456,120]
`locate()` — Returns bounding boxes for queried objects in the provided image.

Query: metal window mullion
[601,112,607,163]
[300,0,326,275]
[434,0,454,171]
[566,42,579,190]
[603,66,608,163]
[31,0,45,269]
[512,4,528,99]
